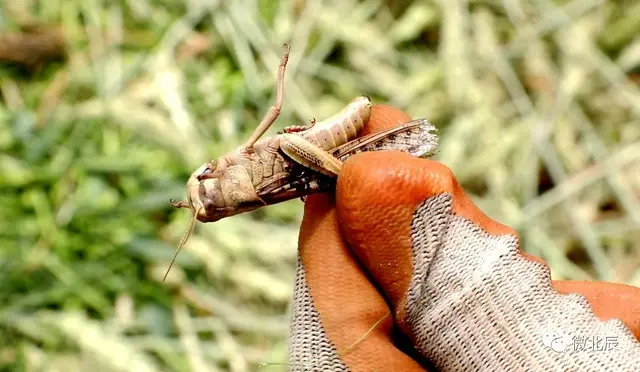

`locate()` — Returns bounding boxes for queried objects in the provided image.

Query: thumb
[335,150,640,340]
[289,105,430,370]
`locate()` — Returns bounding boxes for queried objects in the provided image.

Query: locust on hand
[165,44,439,280]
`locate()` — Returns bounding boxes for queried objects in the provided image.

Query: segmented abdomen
[302,96,372,151]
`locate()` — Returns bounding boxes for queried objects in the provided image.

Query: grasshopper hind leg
[280,133,342,177]
[244,44,291,149]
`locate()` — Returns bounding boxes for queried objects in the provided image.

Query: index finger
[363,104,414,135]
[294,104,428,370]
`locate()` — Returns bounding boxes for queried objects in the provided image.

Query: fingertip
[364,104,413,135]
[337,151,517,238]
[335,151,521,309]
[553,281,640,341]
[337,151,456,224]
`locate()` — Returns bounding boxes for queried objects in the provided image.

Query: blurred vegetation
[1,0,639,371]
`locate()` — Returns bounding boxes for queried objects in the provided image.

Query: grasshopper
[166,44,439,280]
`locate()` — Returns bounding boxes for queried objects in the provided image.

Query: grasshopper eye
[203,198,215,211]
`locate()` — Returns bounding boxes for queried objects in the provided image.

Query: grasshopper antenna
[170,198,190,208]
[163,206,201,281]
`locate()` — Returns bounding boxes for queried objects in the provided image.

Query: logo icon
[540,328,573,353]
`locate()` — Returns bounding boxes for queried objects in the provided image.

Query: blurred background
[1,0,639,370]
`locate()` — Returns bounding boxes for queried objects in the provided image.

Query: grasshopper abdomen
[300,96,371,151]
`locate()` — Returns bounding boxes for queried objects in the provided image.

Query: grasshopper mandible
[165,44,439,280]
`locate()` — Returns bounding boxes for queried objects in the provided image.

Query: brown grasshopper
[165,44,439,280]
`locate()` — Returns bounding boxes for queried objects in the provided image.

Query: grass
[1,0,639,371]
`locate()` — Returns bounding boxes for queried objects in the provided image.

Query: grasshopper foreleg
[195,161,216,181]
[281,118,316,134]
[244,44,291,149]
[280,133,342,177]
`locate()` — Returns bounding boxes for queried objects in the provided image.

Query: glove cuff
[401,193,640,371]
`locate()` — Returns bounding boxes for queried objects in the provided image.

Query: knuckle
[425,160,457,192]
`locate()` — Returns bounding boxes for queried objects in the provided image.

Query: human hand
[287,105,640,371]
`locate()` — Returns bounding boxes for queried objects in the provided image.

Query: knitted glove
[288,105,640,371]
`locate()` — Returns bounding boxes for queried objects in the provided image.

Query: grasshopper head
[165,159,261,281]
[186,160,238,223]
[164,160,223,281]
[185,162,219,222]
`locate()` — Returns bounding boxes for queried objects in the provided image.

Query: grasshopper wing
[256,118,438,205]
